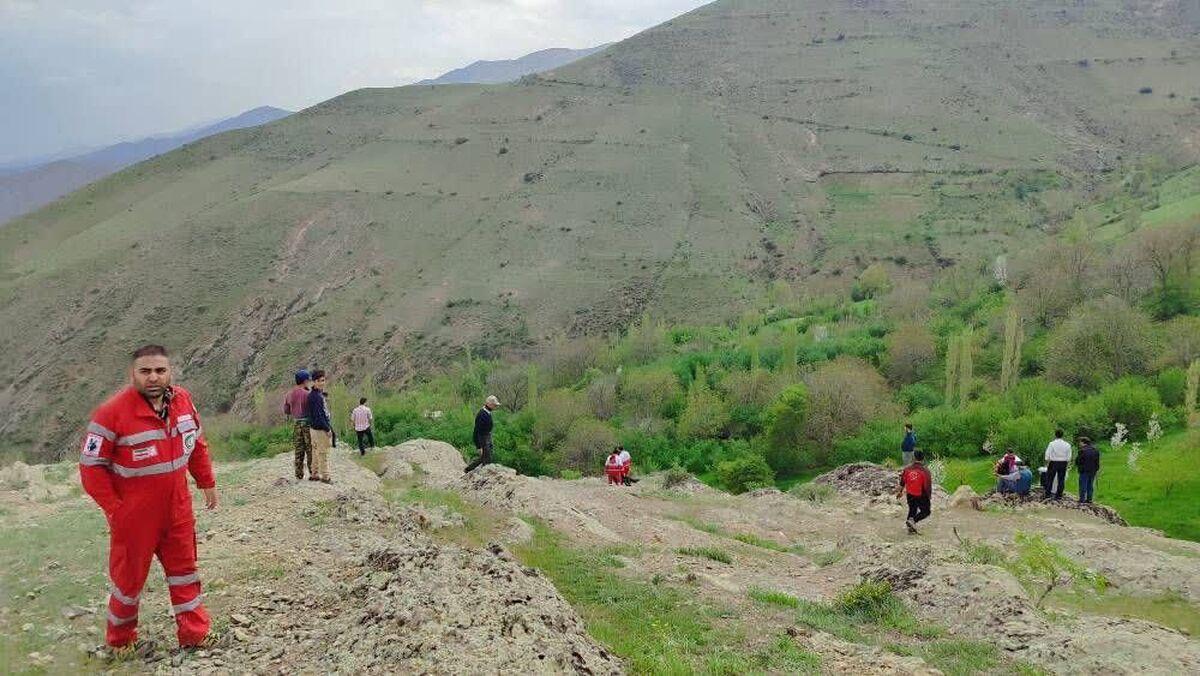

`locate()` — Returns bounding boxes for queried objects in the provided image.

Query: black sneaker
[905,518,918,534]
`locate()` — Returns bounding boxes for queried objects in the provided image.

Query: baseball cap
[486,395,501,407]
[295,369,312,385]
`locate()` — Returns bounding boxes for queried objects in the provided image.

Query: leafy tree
[532,389,586,451]
[763,384,809,474]
[677,368,731,440]
[486,366,530,411]
[1186,359,1200,428]
[586,372,619,420]
[885,323,937,385]
[619,369,682,421]
[540,335,606,387]
[1045,296,1155,389]
[804,357,897,461]
[562,418,617,472]
[854,263,891,300]
[1000,303,1024,392]
[715,453,775,494]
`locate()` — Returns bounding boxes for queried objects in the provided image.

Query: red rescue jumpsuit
[79,385,215,647]
[605,454,624,485]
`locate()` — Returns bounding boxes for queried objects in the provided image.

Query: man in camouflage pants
[283,370,313,480]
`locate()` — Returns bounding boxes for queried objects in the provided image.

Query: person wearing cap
[284,370,313,481]
[465,395,500,473]
[616,445,638,485]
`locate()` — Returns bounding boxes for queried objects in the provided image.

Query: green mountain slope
[2,0,1198,460]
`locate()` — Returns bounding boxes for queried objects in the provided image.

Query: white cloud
[0,0,708,163]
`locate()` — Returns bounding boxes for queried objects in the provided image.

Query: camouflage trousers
[293,420,313,479]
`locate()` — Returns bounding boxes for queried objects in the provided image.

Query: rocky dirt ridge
[384,440,1200,675]
[1,449,620,674]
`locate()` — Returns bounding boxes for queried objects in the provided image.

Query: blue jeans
[1078,472,1096,503]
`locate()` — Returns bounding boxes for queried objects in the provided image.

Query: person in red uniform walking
[897,450,933,534]
[79,345,222,657]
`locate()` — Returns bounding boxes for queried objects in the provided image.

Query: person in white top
[351,397,375,456]
[1043,429,1072,500]
[616,445,638,485]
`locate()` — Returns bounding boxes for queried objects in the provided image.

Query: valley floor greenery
[210,163,1200,542]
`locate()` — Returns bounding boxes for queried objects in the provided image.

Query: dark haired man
[1075,437,1100,504]
[79,345,222,657]
[901,423,917,466]
[351,397,375,456]
[306,370,333,483]
[284,370,312,480]
[1044,429,1072,500]
[898,450,933,534]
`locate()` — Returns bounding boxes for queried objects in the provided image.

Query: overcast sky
[0,0,707,165]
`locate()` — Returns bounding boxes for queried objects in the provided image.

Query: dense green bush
[763,384,810,473]
[1155,368,1188,408]
[897,383,942,413]
[829,418,899,466]
[1045,296,1155,389]
[1097,379,1162,438]
[715,453,775,494]
[562,418,617,471]
[993,415,1054,457]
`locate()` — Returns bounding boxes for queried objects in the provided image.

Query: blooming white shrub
[1147,413,1162,442]
[1110,423,1128,448]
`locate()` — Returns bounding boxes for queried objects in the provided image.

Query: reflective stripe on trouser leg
[158,518,210,646]
[107,528,155,648]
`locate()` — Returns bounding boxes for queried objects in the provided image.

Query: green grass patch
[0,506,108,673]
[514,521,814,673]
[733,532,788,551]
[748,587,801,608]
[678,546,734,564]
[1049,589,1200,636]
[942,430,1200,541]
[888,639,1004,676]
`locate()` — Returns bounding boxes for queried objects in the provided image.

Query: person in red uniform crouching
[605,450,625,485]
[79,345,223,658]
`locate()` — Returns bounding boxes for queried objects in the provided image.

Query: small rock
[233,628,252,642]
[21,623,34,632]
[230,613,253,627]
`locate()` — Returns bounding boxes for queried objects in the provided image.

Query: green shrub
[829,418,900,466]
[994,415,1054,458]
[733,533,787,551]
[1156,368,1188,408]
[677,375,731,440]
[532,389,587,451]
[804,356,898,462]
[677,546,733,564]
[715,453,775,494]
[748,588,800,608]
[620,369,683,421]
[560,469,582,480]
[763,384,809,473]
[561,418,617,472]
[897,383,942,413]
[1059,396,1110,441]
[833,580,904,623]
[1097,379,1162,438]
[1009,532,1107,608]
[789,482,835,503]
[662,466,692,488]
[1045,297,1155,389]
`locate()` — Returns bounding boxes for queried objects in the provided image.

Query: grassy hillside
[2,0,1199,460]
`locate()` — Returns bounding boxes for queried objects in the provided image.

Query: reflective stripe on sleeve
[80,456,111,467]
[87,421,116,441]
[171,595,204,615]
[166,572,199,586]
[115,429,167,446]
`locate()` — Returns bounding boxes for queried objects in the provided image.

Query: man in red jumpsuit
[79,344,221,656]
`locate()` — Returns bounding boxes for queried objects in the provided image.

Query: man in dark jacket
[465,395,499,473]
[901,423,917,466]
[305,370,333,483]
[1075,437,1100,504]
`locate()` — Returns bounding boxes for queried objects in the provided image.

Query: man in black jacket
[1075,437,1100,503]
[465,395,500,473]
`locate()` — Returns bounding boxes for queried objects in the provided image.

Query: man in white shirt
[616,445,638,485]
[1043,429,1072,500]
[351,397,375,456]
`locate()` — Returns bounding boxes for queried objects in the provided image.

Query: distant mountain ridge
[419,45,610,85]
[0,106,292,224]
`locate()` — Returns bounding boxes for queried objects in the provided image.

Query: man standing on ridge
[465,395,500,473]
[284,370,312,481]
[901,422,917,466]
[79,345,223,658]
[898,450,933,534]
[1075,436,1100,504]
[306,370,333,483]
[1044,428,1072,501]
[351,397,375,456]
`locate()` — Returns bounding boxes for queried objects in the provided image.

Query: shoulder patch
[82,433,104,457]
